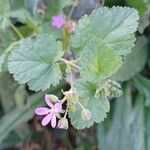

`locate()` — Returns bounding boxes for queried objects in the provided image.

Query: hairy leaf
[80,38,122,82]
[8,34,64,91]
[69,80,110,129]
[112,36,148,81]
[71,6,139,55]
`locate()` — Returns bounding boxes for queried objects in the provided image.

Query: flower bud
[57,118,69,130]
[45,94,59,103]
[81,109,92,121]
[64,20,76,34]
[63,90,78,113]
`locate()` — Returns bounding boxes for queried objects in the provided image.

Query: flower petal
[41,113,52,126]
[51,114,56,128]
[54,102,62,113]
[45,94,53,108]
[35,107,50,115]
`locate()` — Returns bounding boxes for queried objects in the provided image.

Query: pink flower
[52,14,65,29]
[35,94,64,128]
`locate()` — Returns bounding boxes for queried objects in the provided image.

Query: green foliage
[44,0,73,20]
[126,0,150,16]
[97,85,149,150]
[69,80,110,129]
[0,54,5,72]
[112,36,148,81]
[8,34,64,91]
[0,92,44,142]
[80,38,123,82]
[0,0,10,29]
[134,75,150,106]
[0,0,148,148]
[0,0,10,15]
[71,6,139,56]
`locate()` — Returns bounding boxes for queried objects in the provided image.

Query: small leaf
[69,80,110,129]
[112,36,148,81]
[80,38,122,83]
[8,33,64,91]
[71,6,139,55]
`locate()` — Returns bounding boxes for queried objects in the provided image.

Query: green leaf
[0,92,44,142]
[0,82,66,142]
[0,72,18,113]
[44,0,72,21]
[9,0,25,10]
[126,0,150,16]
[145,107,150,149]
[71,6,139,56]
[69,80,110,129]
[0,0,10,29]
[112,36,148,81]
[97,86,145,150]
[0,0,10,15]
[0,53,5,72]
[80,38,123,82]
[8,34,64,91]
[9,8,31,23]
[134,75,150,106]
[42,23,63,40]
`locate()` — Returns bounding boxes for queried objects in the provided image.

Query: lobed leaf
[71,6,139,56]
[8,33,64,91]
[80,38,123,82]
[69,80,110,129]
[112,36,148,81]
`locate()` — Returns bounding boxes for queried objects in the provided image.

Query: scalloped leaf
[69,80,110,129]
[8,34,64,91]
[112,36,148,81]
[71,6,139,56]
[80,38,123,82]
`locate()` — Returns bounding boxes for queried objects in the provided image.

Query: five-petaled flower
[52,14,65,29]
[35,94,64,128]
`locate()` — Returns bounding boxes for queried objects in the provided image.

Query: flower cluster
[35,94,68,129]
[35,91,92,129]
[35,14,92,129]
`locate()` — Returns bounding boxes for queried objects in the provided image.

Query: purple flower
[52,14,65,29]
[35,94,64,128]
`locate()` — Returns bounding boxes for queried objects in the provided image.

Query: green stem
[62,28,70,50]
[9,22,24,39]
[59,58,80,70]
[77,101,85,110]
[68,64,74,90]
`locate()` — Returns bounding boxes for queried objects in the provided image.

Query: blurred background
[0,0,149,149]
